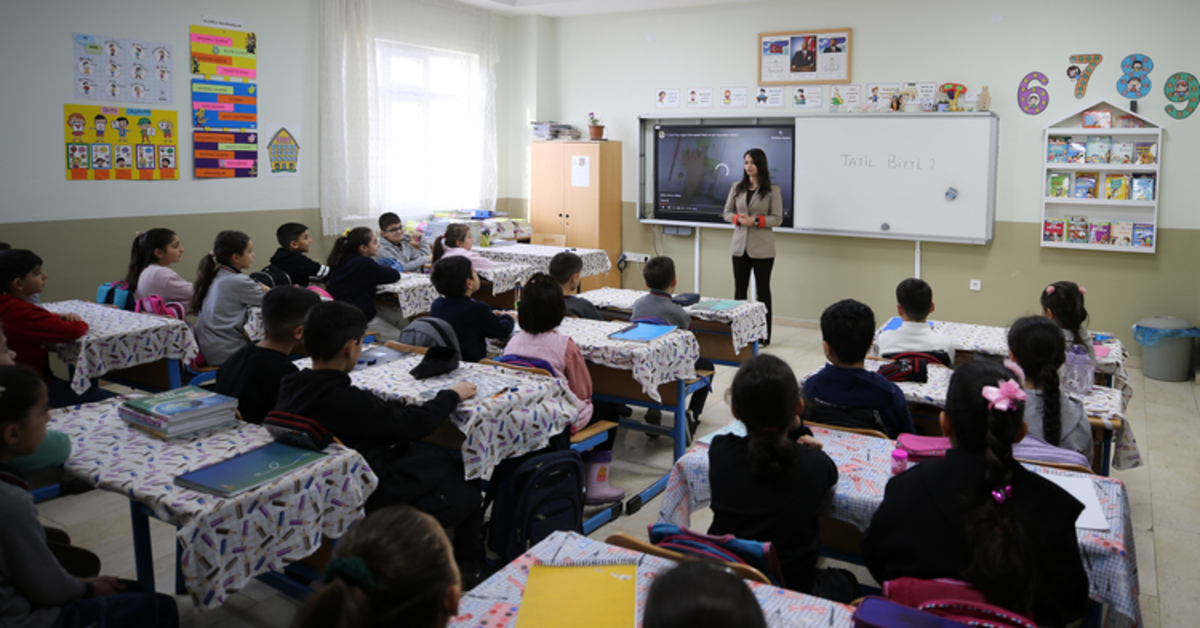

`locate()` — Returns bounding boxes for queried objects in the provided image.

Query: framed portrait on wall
[759,28,852,85]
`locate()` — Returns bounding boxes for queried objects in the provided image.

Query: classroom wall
[508,0,1200,354]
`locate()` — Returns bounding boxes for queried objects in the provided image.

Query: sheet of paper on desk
[1094,346,1111,358]
[416,371,525,401]
[515,564,635,628]
[608,323,676,342]
[1044,475,1110,531]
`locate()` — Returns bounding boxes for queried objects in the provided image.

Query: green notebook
[692,299,741,312]
[174,442,327,497]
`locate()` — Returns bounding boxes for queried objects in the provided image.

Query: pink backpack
[896,433,952,460]
[880,578,1038,628]
[134,295,187,321]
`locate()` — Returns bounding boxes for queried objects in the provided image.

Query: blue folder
[174,442,327,497]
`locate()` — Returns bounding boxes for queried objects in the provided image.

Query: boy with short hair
[0,250,90,393]
[875,278,955,364]
[549,251,602,320]
[215,286,321,424]
[273,301,485,574]
[804,299,914,438]
[375,212,430,272]
[428,256,516,363]
[269,222,329,287]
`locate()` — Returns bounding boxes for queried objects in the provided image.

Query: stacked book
[119,386,239,439]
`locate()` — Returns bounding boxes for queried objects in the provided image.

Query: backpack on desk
[96,281,135,311]
[134,295,187,321]
[485,449,583,563]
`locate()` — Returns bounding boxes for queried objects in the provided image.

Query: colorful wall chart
[73,33,173,104]
[191,79,258,130]
[264,124,301,176]
[193,131,258,178]
[64,105,178,181]
[189,25,257,79]
[190,24,259,179]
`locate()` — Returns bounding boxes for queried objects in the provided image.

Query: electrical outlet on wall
[623,252,650,263]
[969,279,982,291]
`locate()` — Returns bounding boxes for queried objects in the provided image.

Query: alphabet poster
[64,104,178,180]
[73,33,173,104]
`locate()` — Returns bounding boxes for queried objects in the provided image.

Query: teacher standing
[723,148,782,345]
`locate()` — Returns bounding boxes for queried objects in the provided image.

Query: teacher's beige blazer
[723,183,783,258]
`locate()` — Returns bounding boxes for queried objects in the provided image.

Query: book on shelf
[1134,223,1155,248]
[1073,173,1098,199]
[1115,114,1144,129]
[1082,110,1112,128]
[1089,222,1111,245]
[1085,136,1111,164]
[1067,216,1090,244]
[1047,172,1071,198]
[1132,174,1156,201]
[1135,141,1157,165]
[1047,138,1068,163]
[1110,141,1135,164]
[1106,174,1130,200]
[119,386,239,439]
[1043,219,1065,242]
[1111,221,1134,246]
[1066,139,1087,164]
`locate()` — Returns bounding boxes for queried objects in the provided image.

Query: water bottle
[1062,344,1094,396]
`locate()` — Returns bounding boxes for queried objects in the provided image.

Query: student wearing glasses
[376,212,431,272]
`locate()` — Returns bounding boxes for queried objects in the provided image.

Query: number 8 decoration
[1117,54,1153,99]
[1164,72,1199,119]
[1017,71,1049,115]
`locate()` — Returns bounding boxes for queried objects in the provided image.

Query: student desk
[44,300,198,393]
[447,530,856,628]
[374,273,440,317]
[475,243,612,278]
[48,398,375,607]
[472,261,537,310]
[659,423,1142,628]
[575,287,767,366]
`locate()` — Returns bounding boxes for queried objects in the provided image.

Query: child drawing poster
[189,25,257,80]
[792,85,823,109]
[755,86,785,108]
[193,130,259,179]
[74,33,173,104]
[719,86,748,108]
[654,88,680,108]
[63,104,178,180]
[685,88,713,109]
[192,79,258,131]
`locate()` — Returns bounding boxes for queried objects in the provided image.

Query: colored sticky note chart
[193,131,258,178]
[64,104,177,181]
[189,25,256,79]
[191,79,258,130]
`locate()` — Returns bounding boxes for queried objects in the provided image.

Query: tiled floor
[35,322,1188,627]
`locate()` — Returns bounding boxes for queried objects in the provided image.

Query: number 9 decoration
[1117,54,1153,99]
[1164,72,1199,119]
[1017,71,1049,115]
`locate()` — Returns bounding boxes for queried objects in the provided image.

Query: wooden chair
[384,340,428,355]
[479,358,552,378]
[603,532,771,585]
[806,420,890,441]
[529,233,567,247]
[570,420,619,451]
[1015,457,1096,475]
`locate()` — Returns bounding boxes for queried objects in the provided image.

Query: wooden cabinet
[531,140,622,290]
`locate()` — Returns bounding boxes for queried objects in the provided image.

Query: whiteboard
[785,113,998,244]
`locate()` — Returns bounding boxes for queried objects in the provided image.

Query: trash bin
[1133,316,1200,382]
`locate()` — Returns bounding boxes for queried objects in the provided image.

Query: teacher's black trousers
[732,252,774,341]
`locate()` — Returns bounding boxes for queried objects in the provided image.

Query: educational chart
[759,28,851,85]
[193,131,258,178]
[63,104,178,181]
[264,124,301,176]
[73,33,173,104]
[190,24,259,179]
[189,24,257,79]
[191,79,258,130]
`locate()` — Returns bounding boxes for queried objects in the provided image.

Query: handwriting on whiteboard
[840,154,936,170]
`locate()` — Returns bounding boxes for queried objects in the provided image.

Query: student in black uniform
[861,360,1089,626]
[268,223,328,286]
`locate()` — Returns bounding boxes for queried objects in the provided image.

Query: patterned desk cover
[49,399,376,609]
[293,354,579,480]
[478,261,537,294]
[658,424,1141,628]
[44,300,200,394]
[448,531,855,628]
[577,287,768,351]
[476,243,612,278]
[375,273,441,318]
[558,317,699,403]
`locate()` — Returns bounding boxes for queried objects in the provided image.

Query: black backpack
[805,397,892,438]
[252,265,293,288]
[399,317,462,362]
[485,450,584,562]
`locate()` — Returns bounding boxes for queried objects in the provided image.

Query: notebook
[607,323,675,343]
[174,442,327,497]
[691,299,741,312]
[1044,475,1110,531]
[515,564,636,628]
[881,317,933,332]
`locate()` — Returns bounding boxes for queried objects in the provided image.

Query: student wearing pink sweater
[431,223,493,272]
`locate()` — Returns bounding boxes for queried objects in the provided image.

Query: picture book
[1106,174,1130,200]
[1066,139,1087,164]
[608,323,676,343]
[1135,141,1157,165]
[1110,141,1135,164]
[1073,173,1097,199]
[1047,138,1067,163]
[1043,219,1065,242]
[1085,136,1111,164]
[174,442,327,497]
[1111,221,1134,246]
[123,386,237,422]
[1047,172,1071,198]
[1134,223,1155,248]
[1132,174,1155,201]
[1082,110,1112,128]
[1089,222,1111,245]
[1067,216,1090,244]
[1115,114,1144,129]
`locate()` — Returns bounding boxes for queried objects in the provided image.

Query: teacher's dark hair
[735,148,772,199]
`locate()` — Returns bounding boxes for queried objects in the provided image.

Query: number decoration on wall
[1164,72,1199,119]
[1017,71,1049,115]
[1067,54,1103,99]
[1116,54,1153,99]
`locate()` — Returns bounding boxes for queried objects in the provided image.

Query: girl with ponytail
[1007,316,1093,464]
[325,227,404,341]
[191,230,266,366]
[861,360,1088,626]
[295,505,460,628]
[707,354,856,602]
[126,228,193,303]
[431,223,493,271]
[1040,281,1094,361]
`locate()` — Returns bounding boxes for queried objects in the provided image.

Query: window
[376,40,486,218]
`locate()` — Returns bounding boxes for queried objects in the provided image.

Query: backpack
[251,265,293,289]
[485,449,584,562]
[399,317,462,362]
[806,397,892,437]
[96,281,135,311]
[496,354,559,377]
[134,295,187,321]
[648,522,785,587]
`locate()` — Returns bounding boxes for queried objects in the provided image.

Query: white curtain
[319,0,498,235]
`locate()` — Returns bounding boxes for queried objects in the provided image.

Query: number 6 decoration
[1018,71,1049,115]
[1068,54,1103,99]
[1117,54,1153,99]
[1164,72,1199,119]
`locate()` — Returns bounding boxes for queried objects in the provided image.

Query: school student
[803,299,913,438]
[269,222,330,287]
[0,244,38,306]
[431,223,493,271]
[326,226,406,341]
[376,212,431,272]
[504,273,624,504]
[860,361,1089,626]
[215,286,320,424]
[876,278,954,364]
[0,365,180,628]
[273,301,486,577]
[296,505,461,628]
[708,354,857,602]
[1007,316,1093,464]
[1041,281,1094,361]
[191,231,267,366]
[549,251,603,320]
[643,561,767,628]
[126,228,193,303]
[0,321,70,472]
[429,256,515,363]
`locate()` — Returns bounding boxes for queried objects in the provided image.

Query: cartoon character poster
[74,33,173,104]
[63,104,178,180]
[193,131,258,178]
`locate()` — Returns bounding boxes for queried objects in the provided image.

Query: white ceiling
[456,0,764,18]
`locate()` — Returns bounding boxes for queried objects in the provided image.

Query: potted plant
[587,112,604,140]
